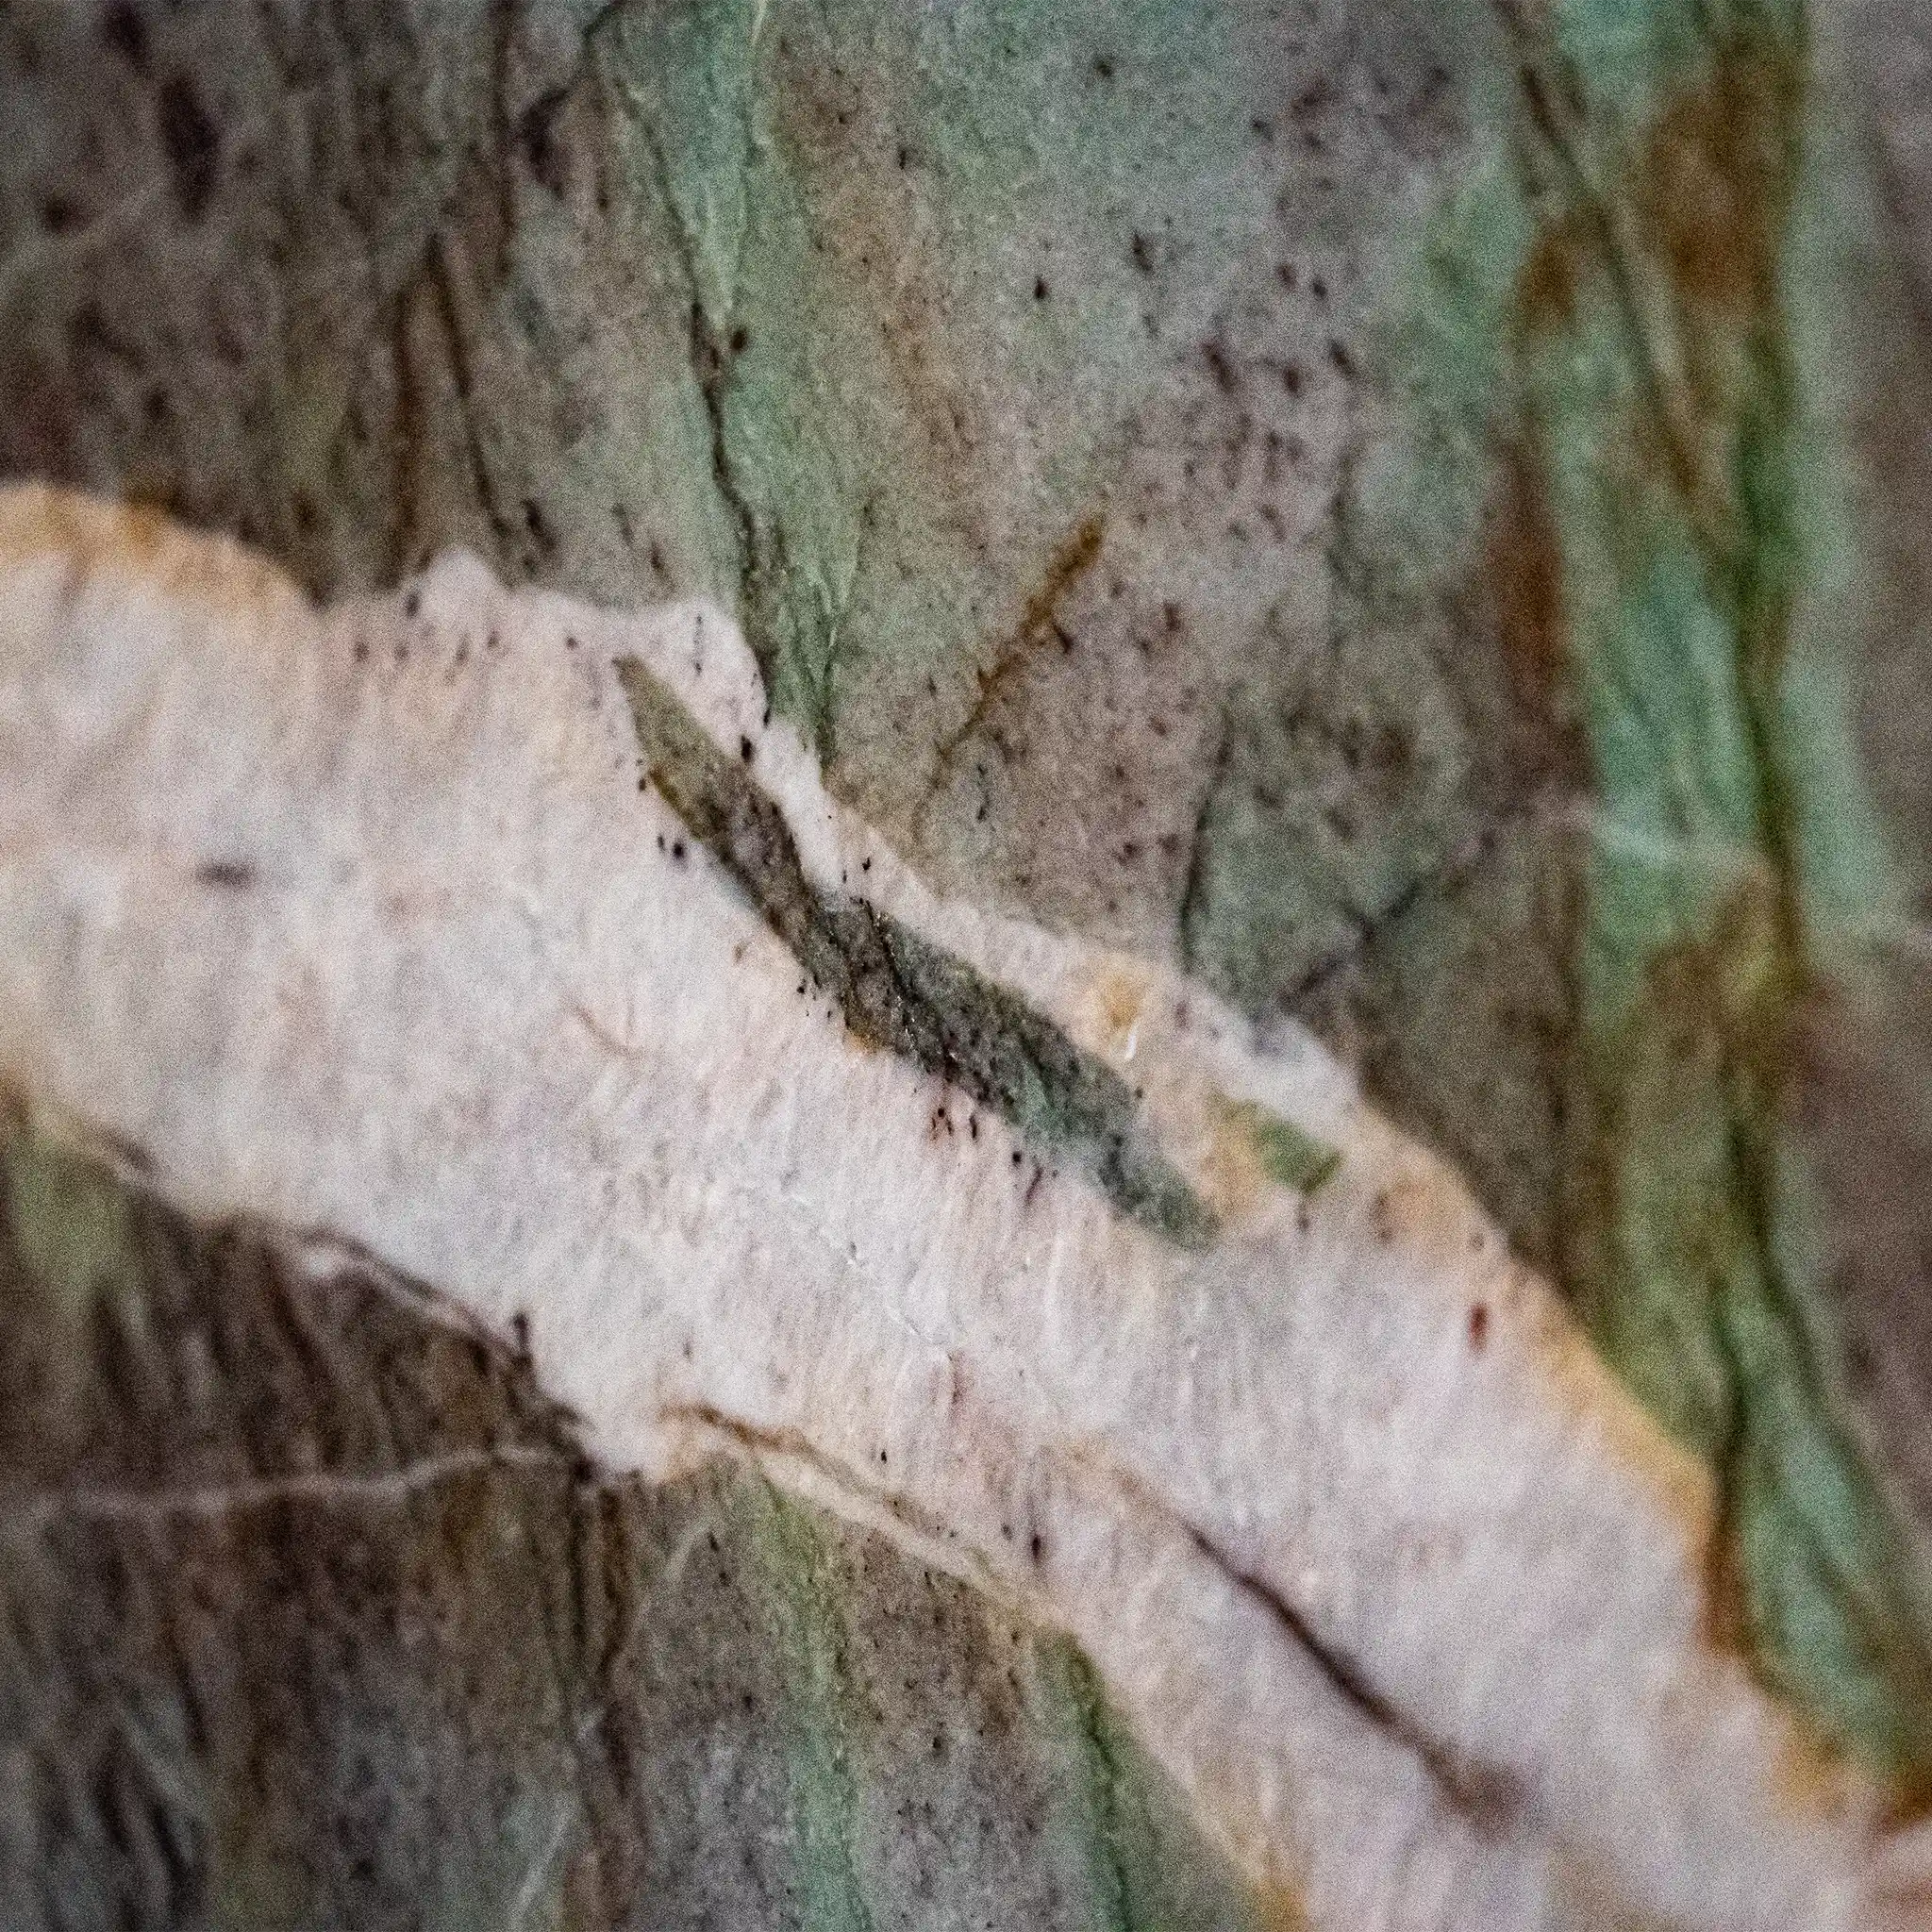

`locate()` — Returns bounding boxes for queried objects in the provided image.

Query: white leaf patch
[0,487,1922,1931]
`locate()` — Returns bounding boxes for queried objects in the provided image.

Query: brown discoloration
[0,485,308,622]
[1082,962,1151,1057]
[1515,210,1587,338]
[1636,53,1800,323]
[930,512,1108,777]
[1568,875,1804,1426]
[1789,961,1932,1538]
[1485,440,1586,787]
[1195,1108,1272,1224]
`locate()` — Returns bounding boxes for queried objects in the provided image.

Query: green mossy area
[0,1117,1278,1930]
[1368,0,1932,1794]
[4,0,1932,1820]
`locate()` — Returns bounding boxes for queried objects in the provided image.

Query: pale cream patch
[0,485,1919,1931]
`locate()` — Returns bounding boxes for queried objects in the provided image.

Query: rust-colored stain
[1636,50,1800,322]
[0,483,305,621]
[927,509,1108,776]
[1515,208,1587,339]
[1485,439,1586,785]
[1255,1877,1312,1932]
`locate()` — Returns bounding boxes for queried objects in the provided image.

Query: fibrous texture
[4,0,1932,1922]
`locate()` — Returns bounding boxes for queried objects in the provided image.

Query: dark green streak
[617,657,1216,1249]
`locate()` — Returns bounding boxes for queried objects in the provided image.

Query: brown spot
[1468,1303,1490,1351]
[1486,441,1585,784]
[1637,51,1799,320]
[1516,212,1586,337]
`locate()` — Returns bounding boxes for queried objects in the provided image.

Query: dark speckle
[100,1,149,72]
[1468,1304,1490,1352]
[516,88,569,197]
[1034,276,1050,301]
[157,74,221,223]
[194,859,256,890]
[523,498,558,558]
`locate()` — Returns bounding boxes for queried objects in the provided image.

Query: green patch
[1368,0,1932,1795]
[618,657,1216,1248]
[3,1120,142,1324]
[744,1485,878,1932]
[1033,1633,1285,1932]
[1219,1099,1341,1196]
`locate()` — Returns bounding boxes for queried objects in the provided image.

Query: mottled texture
[0,1112,1273,1932]
[5,0,1932,1908]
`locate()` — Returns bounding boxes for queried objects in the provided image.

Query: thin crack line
[4,1442,572,1538]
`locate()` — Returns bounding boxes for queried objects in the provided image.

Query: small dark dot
[1034,276,1049,301]
[1468,1304,1490,1351]
[740,735,755,763]
[1012,1150,1024,1166]
[672,841,686,860]
[729,325,749,355]
[403,591,421,618]
[1029,1533,1043,1561]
